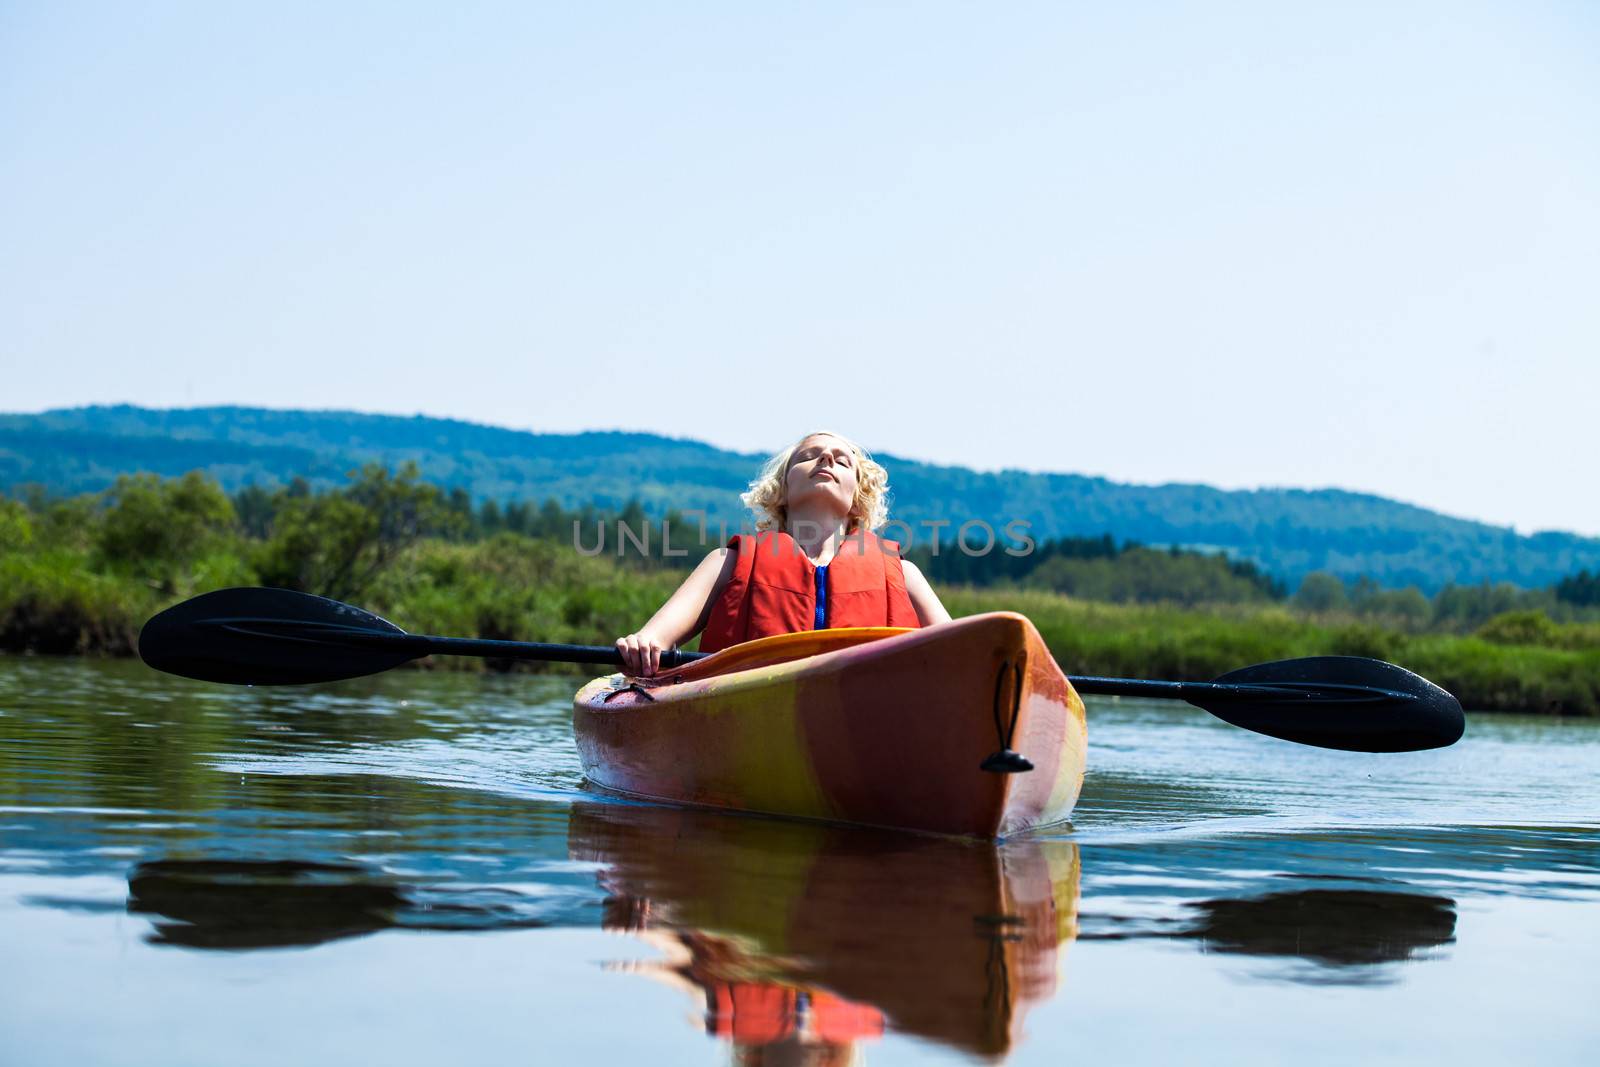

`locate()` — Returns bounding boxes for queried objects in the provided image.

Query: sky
[3,2,1597,535]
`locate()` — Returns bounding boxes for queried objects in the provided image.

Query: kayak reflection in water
[615,430,952,677]
[573,803,1081,1063]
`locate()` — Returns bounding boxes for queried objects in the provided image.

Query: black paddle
[138,587,1465,754]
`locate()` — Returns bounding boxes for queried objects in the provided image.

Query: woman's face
[784,434,858,522]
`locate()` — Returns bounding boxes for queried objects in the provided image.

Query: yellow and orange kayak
[572,612,1087,837]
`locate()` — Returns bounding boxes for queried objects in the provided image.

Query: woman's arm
[902,559,953,626]
[616,546,737,676]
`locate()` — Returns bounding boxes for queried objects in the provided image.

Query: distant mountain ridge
[3,404,1597,592]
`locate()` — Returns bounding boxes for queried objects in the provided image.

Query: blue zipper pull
[814,564,828,631]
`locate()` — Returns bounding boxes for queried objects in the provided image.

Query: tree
[254,463,456,601]
[1555,569,1600,608]
[233,484,277,539]
[446,486,473,538]
[94,472,237,591]
[0,499,34,550]
[477,499,504,535]
[1293,572,1347,613]
[539,498,566,537]
[1433,581,1526,630]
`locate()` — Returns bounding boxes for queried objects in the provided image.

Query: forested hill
[4,404,1597,591]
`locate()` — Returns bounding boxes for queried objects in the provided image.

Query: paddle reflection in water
[1082,883,1457,985]
[567,803,1081,1062]
[1186,888,1458,979]
[126,859,569,950]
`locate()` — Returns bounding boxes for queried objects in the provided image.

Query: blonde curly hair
[741,430,892,534]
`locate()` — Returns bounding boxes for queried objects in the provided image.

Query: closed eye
[797,444,852,467]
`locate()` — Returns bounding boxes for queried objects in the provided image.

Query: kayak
[572,611,1087,837]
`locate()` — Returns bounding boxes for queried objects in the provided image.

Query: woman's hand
[615,629,674,677]
[612,547,735,678]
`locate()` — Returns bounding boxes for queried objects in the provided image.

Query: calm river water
[2,657,1596,1065]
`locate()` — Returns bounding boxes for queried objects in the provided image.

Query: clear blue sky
[4,2,1596,534]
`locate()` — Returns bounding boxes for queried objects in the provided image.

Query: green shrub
[0,552,149,654]
[945,586,1599,715]
[0,500,34,550]
[1328,624,1403,661]
[95,472,237,591]
[367,536,687,672]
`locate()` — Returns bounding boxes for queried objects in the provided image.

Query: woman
[616,431,952,676]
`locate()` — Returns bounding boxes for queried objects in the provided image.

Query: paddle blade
[138,587,422,685]
[1202,656,1465,753]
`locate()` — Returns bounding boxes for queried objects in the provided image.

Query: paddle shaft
[211,619,707,670]
[229,620,1414,706]
[1069,675,1415,706]
[139,589,1463,752]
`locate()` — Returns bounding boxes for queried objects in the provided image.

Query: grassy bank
[3,470,1596,715]
[943,588,1600,716]
[0,535,686,672]
[3,538,1598,715]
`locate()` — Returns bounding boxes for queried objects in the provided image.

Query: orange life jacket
[699,529,920,653]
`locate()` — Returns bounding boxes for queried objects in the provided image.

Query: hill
[3,404,1597,591]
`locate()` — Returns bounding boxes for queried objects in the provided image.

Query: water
[2,657,1596,1065]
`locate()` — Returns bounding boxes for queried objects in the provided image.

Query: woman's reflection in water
[607,894,882,1066]
[571,804,1082,1063]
